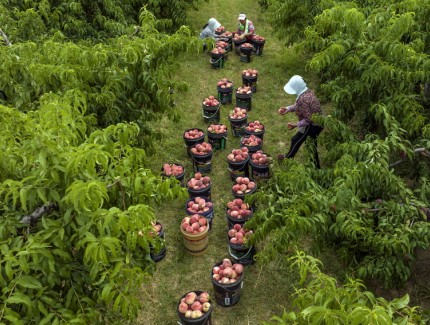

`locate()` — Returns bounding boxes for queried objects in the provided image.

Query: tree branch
[20,202,59,224]
[389,147,430,168]
[0,29,12,46]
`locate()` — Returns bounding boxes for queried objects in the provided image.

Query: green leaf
[6,292,33,308]
[16,275,43,290]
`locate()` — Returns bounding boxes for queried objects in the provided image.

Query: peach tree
[0,93,186,323]
[0,8,201,154]
[263,251,426,324]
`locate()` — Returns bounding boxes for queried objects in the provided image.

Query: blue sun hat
[284,75,308,97]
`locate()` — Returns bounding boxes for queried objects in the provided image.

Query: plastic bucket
[235,93,252,111]
[177,290,214,325]
[207,131,227,150]
[210,56,225,69]
[202,104,220,123]
[187,182,212,200]
[181,226,209,256]
[239,46,253,63]
[183,129,205,157]
[150,222,167,262]
[226,207,253,228]
[240,137,262,153]
[244,125,265,140]
[231,182,257,199]
[249,160,271,180]
[228,244,256,266]
[233,39,246,55]
[242,75,258,93]
[211,261,244,307]
[185,197,215,229]
[227,157,249,181]
[217,87,233,105]
[252,40,265,56]
[228,116,247,137]
[190,149,213,174]
[161,164,185,186]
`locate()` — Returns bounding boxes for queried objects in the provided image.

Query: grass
[137,0,330,324]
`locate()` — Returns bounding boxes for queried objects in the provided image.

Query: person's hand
[278,107,288,115]
[287,122,297,130]
[239,34,245,39]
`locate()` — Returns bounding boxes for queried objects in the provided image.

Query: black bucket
[150,222,167,263]
[244,124,265,140]
[240,136,262,153]
[239,46,253,63]
[210,56,225,69]
[231,183,257,199]
[187,182,212,200]
[228,115,248,137]
[202,104,221,124]
[177,290,213,325]
[249,159,271,180]
[211,262,244,307]
[227,157,249,181]
[217,86,233,105]
[207,131,227,150]
[228,244,256,266]
[233,38,246,55]
[252,40,265,56]
[185,197,215,229]
[183,129,205,157]
[161,163,185,186]
[226,207,253,228]
[235,92,252,111]
[190,147,213,174]
[242,75,258,93]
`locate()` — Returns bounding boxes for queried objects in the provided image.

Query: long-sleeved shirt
[286,89,322,128]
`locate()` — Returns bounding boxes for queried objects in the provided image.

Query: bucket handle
[202,106,220,119]
[228,245,254,261]
[210,56,223,64]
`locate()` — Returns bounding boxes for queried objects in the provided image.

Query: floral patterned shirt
[286,89,321,127]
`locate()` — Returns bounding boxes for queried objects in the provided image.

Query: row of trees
[0,2,199,323]
[250,0,430,322]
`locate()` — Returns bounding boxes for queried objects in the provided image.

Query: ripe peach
[185,292,197,305]
[202,302,211,312]
[185,310,192,318]
[191,301,202,311]
[199,292,209,303]
[178,302,188,313]
[233,263,244,275]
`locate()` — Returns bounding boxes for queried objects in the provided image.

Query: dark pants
[285,125,323,169]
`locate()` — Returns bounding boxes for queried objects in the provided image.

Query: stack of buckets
[228,113,248,138]
[239,43,253,63]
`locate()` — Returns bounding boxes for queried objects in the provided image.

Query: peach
[178,302,188,314]
[202,302,211,312]
[191,301,202,311]
[233,264,244,275]
[185,292,197,305]
[199,292,209,303]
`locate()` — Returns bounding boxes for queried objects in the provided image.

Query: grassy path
[138,0,317,323]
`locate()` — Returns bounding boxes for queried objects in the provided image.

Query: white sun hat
[238,14,247,21]
[208,18,221,30]
[284,75,308,95]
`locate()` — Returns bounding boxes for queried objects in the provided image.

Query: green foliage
[0,0,203,41]
[0,9,201,154]
[263,251,426,324]
[0,101,187,323]
[248,115,430,287]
